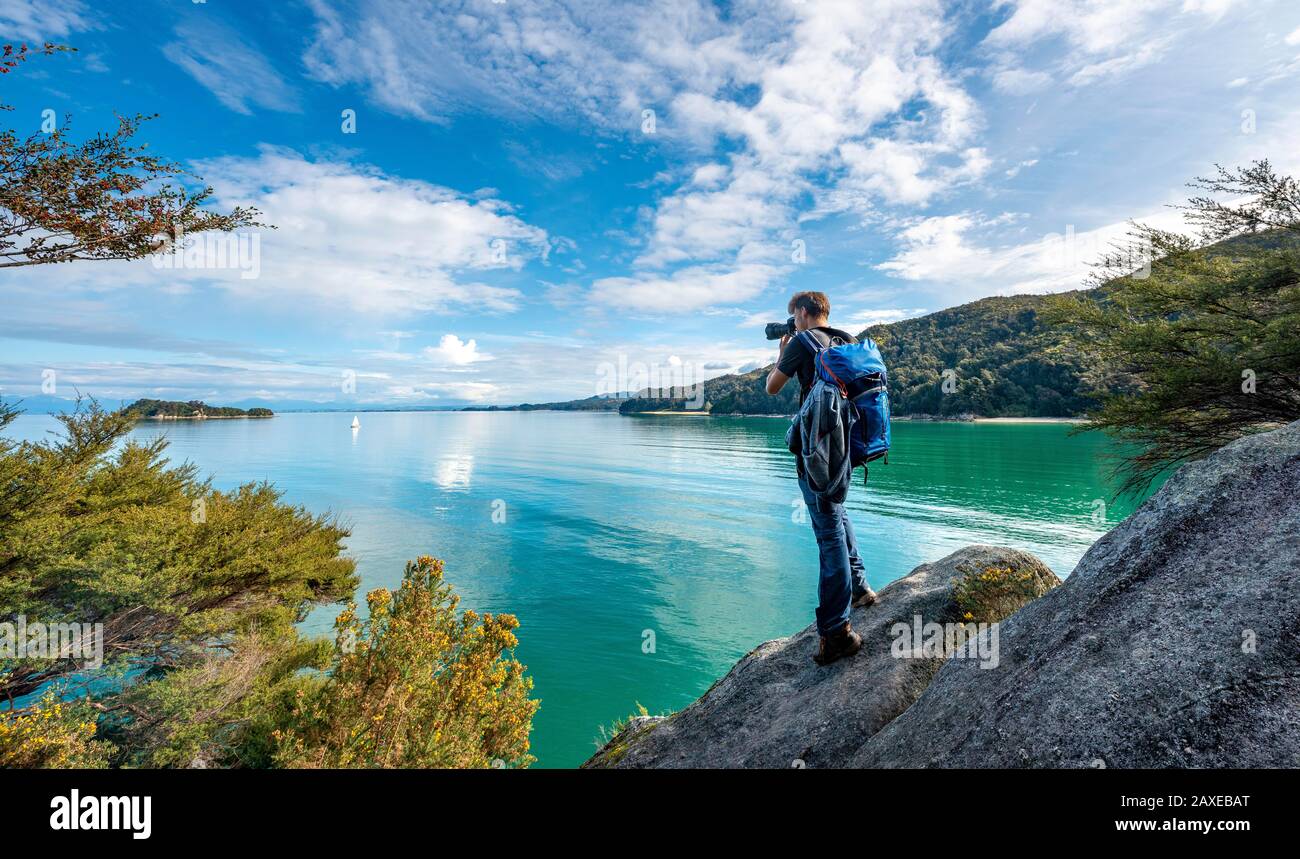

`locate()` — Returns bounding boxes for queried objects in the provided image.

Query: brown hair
[787,291,830,319]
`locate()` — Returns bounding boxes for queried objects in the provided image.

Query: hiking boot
[852,586,878,609]
[813,622,862,666]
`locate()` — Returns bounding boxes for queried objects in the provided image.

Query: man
[766,291,877,666]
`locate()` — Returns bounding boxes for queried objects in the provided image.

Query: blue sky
[2,0,1299,408]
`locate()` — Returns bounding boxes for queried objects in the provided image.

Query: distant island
[124,399,274,420]
[462,394,625,413]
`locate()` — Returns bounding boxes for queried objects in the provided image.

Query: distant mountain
[463,394,627,412]
[617,286,1118,418]
[0,394,84,415]
[124,399,273,419]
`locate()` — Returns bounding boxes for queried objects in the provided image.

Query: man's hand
[767,335,793,395]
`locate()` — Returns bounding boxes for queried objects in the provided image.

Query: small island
[123,399,274,420]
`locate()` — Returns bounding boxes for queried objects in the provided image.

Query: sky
[1,0,1299,408]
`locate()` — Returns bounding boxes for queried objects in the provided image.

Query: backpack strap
[794,329,824,355]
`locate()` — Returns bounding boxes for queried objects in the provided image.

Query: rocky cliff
[586,545,1060,768]
[587,419,1300,769]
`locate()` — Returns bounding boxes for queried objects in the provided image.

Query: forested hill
[124,399,274,419]
[619,286,1116,418]
[858,288,1111,418]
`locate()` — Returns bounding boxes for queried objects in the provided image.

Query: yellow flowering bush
[273,556,539,768]
[0,688,113,768]
[952,565,1053,625]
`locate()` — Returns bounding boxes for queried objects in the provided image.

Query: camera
[765,316,796,340]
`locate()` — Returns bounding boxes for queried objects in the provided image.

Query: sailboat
[350,415,360,429]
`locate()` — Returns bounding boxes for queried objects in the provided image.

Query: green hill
[124,399,273,420]
[618,286,1118,418]
[463,395,625,412]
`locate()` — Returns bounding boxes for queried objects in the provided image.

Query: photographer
[766,291,877,666]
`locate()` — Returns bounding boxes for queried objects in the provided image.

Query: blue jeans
[798,474,869,636]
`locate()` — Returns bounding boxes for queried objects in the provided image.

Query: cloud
[841,308,929,329]
[161,19,300,115]
[412,381,499,402]
[0,148,553,319]
[0,0,91,41]
[985,0,1246,90]
[301,0,748,126]
[991,67,1053,94]
[1004,158,1039,178]
[303,0,986,315]
[875,207,1190,300]
[637,2,984,267]
[188,147,550,315]
[1068,38,1171,86]
[426,334,488,366]
[590,263,782,313]
[1286,26,1300,46]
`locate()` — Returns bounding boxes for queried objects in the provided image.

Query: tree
[271,557,539,769]
[0,43,263,269]
[1047,161,1300,494]
[0,400,538,767]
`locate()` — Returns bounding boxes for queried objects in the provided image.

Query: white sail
[350,415,360,429]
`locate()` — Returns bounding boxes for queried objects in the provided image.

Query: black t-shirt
[777,326,858,404]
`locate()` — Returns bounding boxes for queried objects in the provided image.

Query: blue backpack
[795,329,891,473]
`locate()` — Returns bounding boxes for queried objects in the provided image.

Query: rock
[583,545,1059,768]
[855,419,1300,768]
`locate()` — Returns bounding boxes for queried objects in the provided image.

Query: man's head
[788,291,830,331]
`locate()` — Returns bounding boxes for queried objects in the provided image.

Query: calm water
[6,411,1147,767]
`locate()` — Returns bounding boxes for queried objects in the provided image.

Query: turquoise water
[6,411,1147,767]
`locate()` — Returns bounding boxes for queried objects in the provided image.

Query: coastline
[972,417,1086,424]
[138,414,274,421]
[629,410,1085,423]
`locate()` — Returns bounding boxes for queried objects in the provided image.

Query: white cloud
[0,0,91,41]
[1,148,552,318]
[1286,26,1300,46]
[985,0,1246,90]
[426,334,488,366]
[162,20,299,115]
[1004,158,1039,178]
[303,0,986,313]
[991,67,1053,94]
[189,148,550,315]
[414,381,499,402]
[841,308,930,329]
[590,263,782,313]
[1069,38,1170,86]
[876,207,1192,300]
[302,0,750,126]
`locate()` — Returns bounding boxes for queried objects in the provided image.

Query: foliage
[952,566,1053,625]
[0,688,113,768]
[0,397,356,765]
[0,400,538,768]
[123,399,274,419]
[1047,161,1300,494]
[0,43,263,269]
[862,292,1116,418]
[272,556,538,769]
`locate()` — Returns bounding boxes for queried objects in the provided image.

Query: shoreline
[139,415,274,421]
[630,411,1086,423]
